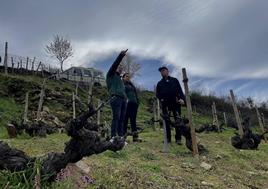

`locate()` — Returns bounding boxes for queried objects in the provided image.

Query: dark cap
[158,66,168,72]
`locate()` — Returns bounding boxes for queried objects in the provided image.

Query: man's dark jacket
[156,76,185,107]
[106,53,126,98]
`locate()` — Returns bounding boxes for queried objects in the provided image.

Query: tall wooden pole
[31,57,35,72]
[161,107,169,153]
[97,99,101,125]
[88,83,93,104]
[230,90,244,137]
[157,99,160,127]
[72,92,76,119]
[4,42,8,75]
[23,92,29,124]
[223,112,227,125]
[255,107,267,142]
[26,57,29,71]
[75,82,79,97]
[11,57,14,74]
[182,68,199,156]
[153,86,157,130]
[212,102,220,132]
[153,99,157,131]
[261,113,266,128]
[37,79,46,121]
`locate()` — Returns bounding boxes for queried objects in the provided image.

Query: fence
[0,42,59,75]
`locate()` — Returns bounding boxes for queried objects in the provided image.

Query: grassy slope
[0,74,268,189]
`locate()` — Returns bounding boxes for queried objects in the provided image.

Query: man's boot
[133,132,142,142]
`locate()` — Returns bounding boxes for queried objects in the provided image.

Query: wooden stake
[88,84,93,104]
[193,105,197,114]
[255,107,267,142]
[212,102,220,132]
[230,90,244,137]
[261,113,266,128]
[72,92,76,119]
[23,92,29,124]
[223,112,227,125]
[36,61,42,73]
[26,57,29,70]
[157,99,160,127]
[153,99,157,131]
[75,82,79,97]
[182,68,199,156]
[161,106,169,153]
[20,59,22,69]
[11,57,14,74]
[31,57,36,71]
[97,99,101,125]
[37,79,46,120]
[4,42,8,75]
[41,64,44,77]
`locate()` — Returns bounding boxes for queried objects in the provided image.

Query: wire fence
[0,50,59,74]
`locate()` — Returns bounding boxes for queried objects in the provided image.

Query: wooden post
[153,99,157,131]
[223,112,227,125]
[97,99,101,125]
[20,59,23,74]
[41,64,44,77]
[255,107,267,141]
[182,68,199,156]
[157,99,161,127]
[11,57,14,74]
[31,57,35,71]
[88,84,93,104]
[193,105,197,114]
[230,90,244,137]
[36,61,42,74]
[161,109,169,153]
[37,79,46,121]
[4,42,8,75]
[261,113,266,128]
[26,57,29,71]
[23,92,29,124]
[72,92,76,119]
[75,82,79,97]
[20,59,23,69]
[212,102,220,132]
[153,86,157,131]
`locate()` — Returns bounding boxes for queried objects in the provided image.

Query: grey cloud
[0,0,268,79]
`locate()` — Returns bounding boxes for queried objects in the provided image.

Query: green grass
[0,97,23,138]
[1,74,268,188]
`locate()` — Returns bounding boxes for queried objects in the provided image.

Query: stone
[200,162,212,170]
[201,181,214,187]
[43,106,50,113]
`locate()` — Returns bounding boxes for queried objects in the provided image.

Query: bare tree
[45,35,73,72]
[121,54,141,78]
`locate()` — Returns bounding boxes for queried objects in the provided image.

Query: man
[156,66,185,144]
[122,73,142,142]
[106,50,128,140]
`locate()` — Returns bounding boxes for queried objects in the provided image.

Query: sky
[0,0,267,102]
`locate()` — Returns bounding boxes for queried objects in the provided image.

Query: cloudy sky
[0,0,267,102]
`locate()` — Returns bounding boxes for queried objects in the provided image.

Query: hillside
[0,73,268,189]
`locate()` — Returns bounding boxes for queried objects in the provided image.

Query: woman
[122,73,142,142]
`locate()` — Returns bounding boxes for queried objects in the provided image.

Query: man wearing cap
[106,50,128,140]
[156,66,185,144]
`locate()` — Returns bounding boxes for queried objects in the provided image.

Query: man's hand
[120,49,128,56]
